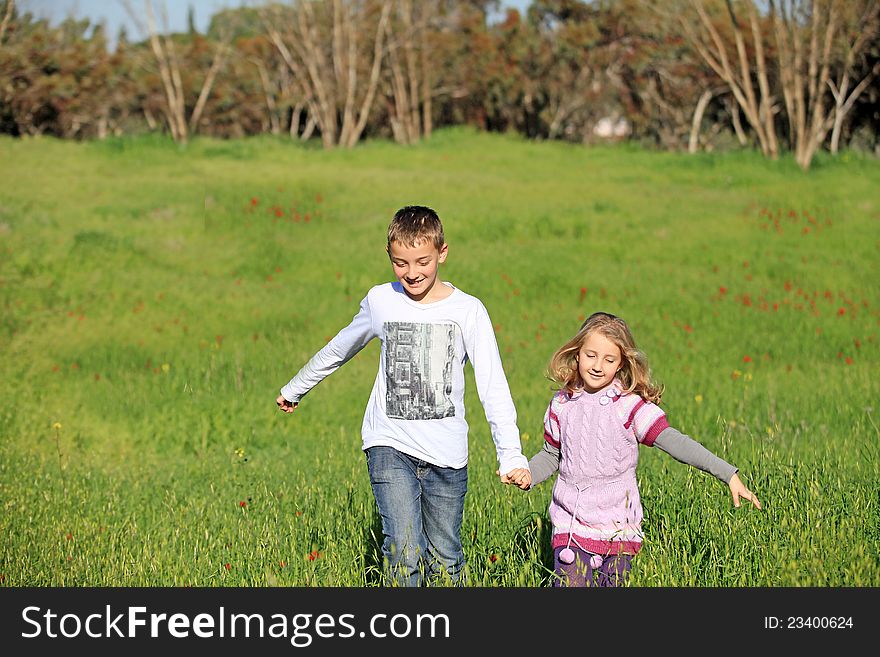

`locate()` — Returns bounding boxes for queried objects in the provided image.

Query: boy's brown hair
[387,206,445,251]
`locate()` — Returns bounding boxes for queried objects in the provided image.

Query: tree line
[1,0,877,169]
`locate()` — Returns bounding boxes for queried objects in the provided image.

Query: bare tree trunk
[290,101,303,138]
[768,0,872,169]
[144,107,158,130]
[97,109,109,140]
[685,0,779,157]
[385,0,438,144]
[689,88,714,153]
[726,95,748,144]
[402,1,421,144]
[385,18,413,143]
[421,32,432,139]
[189,41,228,133]
[829,61,880,152]
[301,114,317,141]
[336,0,357,146]
[345,0,391,147]
[137,0,186,142]
[300,1,338,147]
[122,1,231,143]
[747,2,778,156]
[263,0,393,149]
[254,58,281,135]
[825,1,880,153]
[0,0,14,45]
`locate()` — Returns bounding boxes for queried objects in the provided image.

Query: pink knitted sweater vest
[548,382,648,555]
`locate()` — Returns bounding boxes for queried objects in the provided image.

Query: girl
[503,312,760,587]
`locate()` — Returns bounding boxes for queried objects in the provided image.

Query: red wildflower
[845,357,853,365]
[66,533,73,541]
[838,308,846,316]
[224,563,231,571]
[683,324,693,333]
[743,355,752,363]
[250,197,259,206]
[274,208,283,218]
[308,550,320,561]
[579,286,587,302]
[489,554,498,563]
[239,501,247,508]
[279,561,286,568]
[719,286,727,295]
[784,281,792,291]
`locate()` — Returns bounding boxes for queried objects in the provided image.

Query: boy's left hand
[498,468,531,490]
[728,473,761,509]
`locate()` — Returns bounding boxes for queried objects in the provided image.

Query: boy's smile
[387,239,449,303]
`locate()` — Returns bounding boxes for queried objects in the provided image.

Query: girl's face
[577,331,622,393]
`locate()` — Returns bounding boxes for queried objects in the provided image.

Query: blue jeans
[365,446,468,587]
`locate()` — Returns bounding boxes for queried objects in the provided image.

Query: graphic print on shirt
[384,322,456,420]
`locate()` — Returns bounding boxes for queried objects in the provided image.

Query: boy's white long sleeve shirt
[280,282,529,475]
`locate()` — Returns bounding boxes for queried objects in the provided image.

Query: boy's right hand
[276,395,298,414]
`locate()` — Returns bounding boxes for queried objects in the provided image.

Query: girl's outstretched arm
[653,427,761,509]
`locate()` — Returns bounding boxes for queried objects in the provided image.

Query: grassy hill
[1,128,877,585]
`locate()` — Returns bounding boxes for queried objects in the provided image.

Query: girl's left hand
[728,473,761,509]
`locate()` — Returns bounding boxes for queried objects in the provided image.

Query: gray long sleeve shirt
[527,426,738,488]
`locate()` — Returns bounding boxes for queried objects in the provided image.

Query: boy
[276,205,531,586]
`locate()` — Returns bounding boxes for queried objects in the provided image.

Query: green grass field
[1,128,878,586]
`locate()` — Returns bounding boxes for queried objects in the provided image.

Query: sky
[21,0,534,42]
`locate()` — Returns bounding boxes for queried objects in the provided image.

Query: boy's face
[387,239,448,302]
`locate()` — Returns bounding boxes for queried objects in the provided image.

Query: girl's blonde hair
[547,311,664,404]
